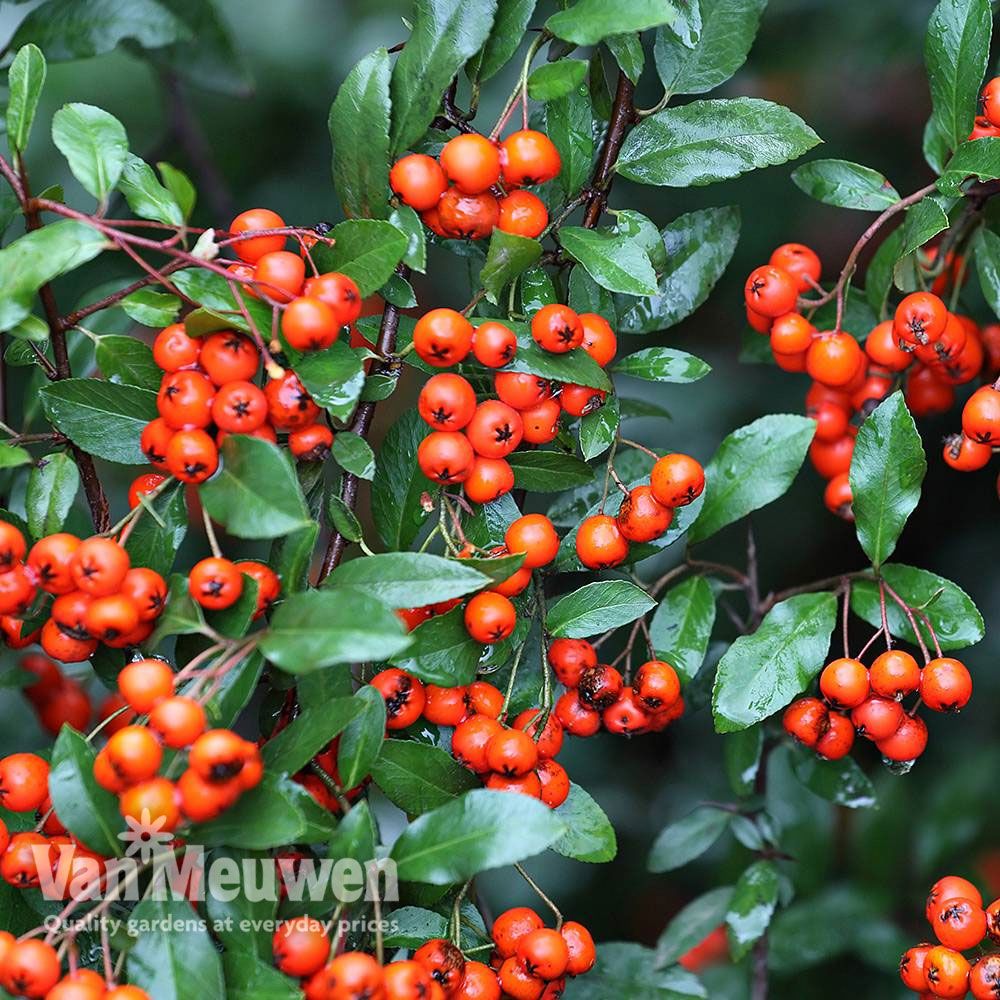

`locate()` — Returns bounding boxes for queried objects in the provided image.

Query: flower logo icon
[118,808,174,863]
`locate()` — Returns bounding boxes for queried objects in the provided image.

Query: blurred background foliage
[0,1,995,996]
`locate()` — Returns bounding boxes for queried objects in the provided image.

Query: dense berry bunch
[899,874,1000,998]
[575,452,704,569]
[744,242,1000,516]
[0,522,167,663]
[552,641,685,738]
[783,650,972,766]
[390,129,561,241]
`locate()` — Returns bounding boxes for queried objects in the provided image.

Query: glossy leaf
[372,410,435,550]
[26,453,78,537]
[559,227,659,296]
[614,347,711,383]
[260,588,411,672]
[390,204,427,273]
[6,44,46,153]
[547,581,656,638]
[95,334,161,389]
[527,59,589,101]
[157,161,196,221]
[199,435,310,539]
[481,230,542,304]
[312,220,407,297]
[52,102,129,203]
[469,0,536,82]
[579,395,620,461]
[261,698,362,776]
[689,414,815,544]
[505,327,613,392]
[332,431,376,480]
[849,392,926,569]
[38,378,156,464]
[389,606,483,686]
[337,686,386,790]
[293,341,366,423]
[649,575,716,682]
[390,789,566,884]
[787,744,877,809]
[617,206,740,335]
[546,0,681,45]
[656,886,735,967]
[507,451,595,492]
[328,47,392,219]
[974,227,1000,318]
[850,563,984,651]
[791,158,900,210]
[617,98,821,188]
[724,725,764,798]
[117,152,183,226]
[897,196,950,257]
[937,136,1000,195]
[726,860,780,960]
[370,739,479,815]
[544,85,594,202]
[648,805,732,873]
[653,0,765,96]
[551,783,617,863]
[712,592,838,733]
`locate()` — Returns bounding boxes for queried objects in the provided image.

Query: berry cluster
[188,555,279,615]
[0,933,148,1000]
[743,241,1000,516]
[272,906,595,1000]
[390,129,561,241]
[783,650,972,765]
[971,76,1000,140]
[412,304,617,500]
[900,874,1000,998]
[552,642,685,738]
[575,453,704,569]
[0,523,167,663]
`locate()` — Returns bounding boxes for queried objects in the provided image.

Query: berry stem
[880,578,931,664]
[514,863,563,930]
[201,505,224,559]
[500,637,529,718]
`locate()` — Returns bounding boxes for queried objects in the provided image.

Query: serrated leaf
[117,152,183,226]
[95,334,160,389]
[791,158,900,211]
[974,226,1000,317]
[6,44,46,154]
[551,783,617,863]
[897,196,950,258]
[311,220,407,297]
[547,580,655,638]
[52,102,129,203]
[559,227,659,296]
[26,453,78,537]
[649,575,716,682]
[712,592,837,733]
[547,0,682,45]
[507,451,594,492]
[848,392,926,569]
[370,739,479,815]
[689,414,815,544]
[157,161,196,221]
[544,84,594,202]
[371,410,435,550]
[937,136,1000,195]
[617,98,821,188]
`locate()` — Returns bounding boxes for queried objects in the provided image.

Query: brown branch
[582,72,636,230]
[318,268,410,579]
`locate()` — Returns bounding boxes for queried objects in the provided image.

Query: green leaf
[38,378,156,464]
[849,392,925,569]
[569,264,617,323]
[559,227,659,296]
[336,686,386,790]
[261,698,362,776]
[207,848,277,959]
[11,0,189,62]
[866,227,903,314]
[653,0,765,97]
[293,341,366,423]
[199,435,310,539]
[469,0,537,82]
[95,334,161,389]
[222,951,299,1000]
[579,395,619,461]
[850,563,984,651]
[481,230,542,304]
[726,860,779,961]
[260,588,411,672]
[390,789,566,883]
[937,136,1000,195]
[371,739,479,815]
[327,798,378,865]
[119,288,180,328]
[329,47,392,219]
[194,773,335,848]
[332,431,376,480]
[551,783,617,863]
[6,44,46,154]
[689,414,816,544]
[48,726,125,857]
[975,227,1000,317]
[382,907,450,949]
[387,606,482,686]
[150,572,206,645]
[614,348,711,383]
[26,453,78,537]
[0,443,31,469]
[117,152,183,226]
[544,84,594,201]
[547,581,656,638]
[124,482,187,577]
[567,942,707,1000]
[925,0,992,154]
[127,897,224,1000]
[791,158,900,211]
[649,575,716,682]
[527,59,589,101]
[786,743,877,809]
[898,196,950,257]
[656,886,735,967]
[507,451,594,492]
[389,0,499,154]
[606,34,645,85]
[312,220,407,297]
[328,494,364,543]
[547,0,682,45]
[0,222,108,330]
[505,327,613,392]
[712,592,838,733]
[325,552,491,609]
[724,726,764,797]
[51,103,129,203]
[6,315,48,343]
[617,98,821,188]
[617,206,741,335]
[371,410,435,550]
[648,805,732,873]
[156,161,196,221]
[390,204,427,273]
[172,268,272,338]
